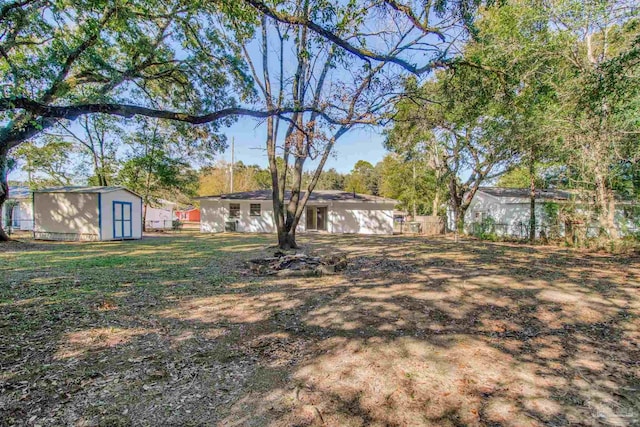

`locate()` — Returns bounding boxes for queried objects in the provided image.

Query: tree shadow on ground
[0,234,639,426]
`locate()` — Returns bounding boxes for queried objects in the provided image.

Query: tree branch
[383,0,445,42]
[1,98,334,124]
[241,0,451,74]
[0,0,37,22]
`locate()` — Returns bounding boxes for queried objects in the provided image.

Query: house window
[229,203,240,218]
[250,203,261,216]
[475,211,484,221]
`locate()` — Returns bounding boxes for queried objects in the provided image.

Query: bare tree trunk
[529,156,536,243]
[91,153,103,185]
[98,135,109,186]
[412,162,417,218]
[449,178,464,235]
[595,167,618,239]
[606,193,617,238]
[143,203,148,232]
[457,205,470,234]
[0,147,10,241]
[432,190,439,216]
[277,227,298,250]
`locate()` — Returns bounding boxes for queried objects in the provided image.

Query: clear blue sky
[9,118,389,182]
[221,119,388,174]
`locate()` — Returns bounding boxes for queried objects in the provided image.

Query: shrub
[472,216,498,241]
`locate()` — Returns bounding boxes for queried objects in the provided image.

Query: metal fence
[469,221,603,241]
[144,219,186,232]
[145,220,175,230]
[144,220,200,232]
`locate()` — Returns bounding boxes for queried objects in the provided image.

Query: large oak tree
[239,0,487,248]
[1,0,485,244]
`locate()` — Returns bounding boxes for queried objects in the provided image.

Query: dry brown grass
[1,234,639,426]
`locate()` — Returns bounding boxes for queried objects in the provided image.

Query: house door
[305,207,327,231]
[113,201,133,239]
[316,207,327,231]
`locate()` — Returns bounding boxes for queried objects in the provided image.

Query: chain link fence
[145,219,185,232]
[470,220,606,241]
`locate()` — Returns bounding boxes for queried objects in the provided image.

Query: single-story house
[1,186,34,231]
[198,190,398,235]
[33,186,142,241]
[458,187,638,238]
[175,207,200,222]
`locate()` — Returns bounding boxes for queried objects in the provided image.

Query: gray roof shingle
[33,186,141,197]
[479,187,572,200]
[8,186,32,199]
[198,189,397,204]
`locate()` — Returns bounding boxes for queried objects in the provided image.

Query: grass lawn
[1,233,639,426]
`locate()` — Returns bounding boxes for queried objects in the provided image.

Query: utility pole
[230,137,234,193]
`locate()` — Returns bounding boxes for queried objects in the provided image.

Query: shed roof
[478,187,572,201]
[8,185,32,199]
[198,189,398,204]
[34,186,141,198]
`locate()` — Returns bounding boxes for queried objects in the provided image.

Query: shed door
[11,205,20,227]
[113,201,132,239]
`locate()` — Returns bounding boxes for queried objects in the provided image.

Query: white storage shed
[33,186,142,241]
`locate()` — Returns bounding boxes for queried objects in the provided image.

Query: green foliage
[0,0,257,199]
[542,202,560,224]
[116,119,198,206]
[310,168,345,191]
[496,167,533,189]
[497,163,565,189]
[378,154,439,215]
[344,160,378,195]
[472,216,498,241]
[198,161,272,196]
[13,138,77,187]
[386,0,639,238]
[118,154,197,200]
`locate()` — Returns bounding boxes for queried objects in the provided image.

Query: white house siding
[463,190,639,238]
[34,192,100,240]
[327,202,395,234]
[200,199,395,235]
[100,190,143,240]
[463,192,561,237]
[615,208,639,235]
[200,200,226,233]
[200,200,277,233]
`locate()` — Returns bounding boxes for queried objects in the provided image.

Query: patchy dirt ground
[1,234,639,426]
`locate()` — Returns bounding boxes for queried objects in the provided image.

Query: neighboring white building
[458,187,639,238]
[0,185,33,230]
[198,190,397,235]
[144,199,176,229]
[33,186,142,241]
[1,186,34,231]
